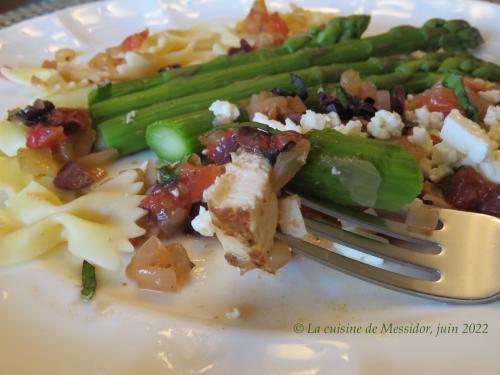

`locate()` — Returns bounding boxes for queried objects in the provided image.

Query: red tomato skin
[120,29,149,52]
[26,124,66,149]
[179,164,224,202]
[410,87,460,115]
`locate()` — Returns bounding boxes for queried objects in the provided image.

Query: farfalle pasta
[0,170,146,270]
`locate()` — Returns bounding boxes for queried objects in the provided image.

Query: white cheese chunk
[334,119,366,137]
[409,126,433,154]
[440,109,493,163]
[209,100,240,125]
[300,110,332,132]
[431,141,461,166]
[366,110,404,139]
[479,150,500,184]
[414,106,444,131]
[484,105,500,128]
[252,112,286,131]
[327,111,342,127]
[488,126,500,143]
[429,164,453,182]
[284,118,303,133]
[191,206,215,237]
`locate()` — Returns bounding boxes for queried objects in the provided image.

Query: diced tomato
[199,129,238,164]
[430,134,442,145]
[140,189,176,216]
[270,131,304,150]
[409,86,460,115]
[242,0,288,46]
[261,13,289,41]
[120,29,149,52]
[26,124,66,149]
[179,164,224,202]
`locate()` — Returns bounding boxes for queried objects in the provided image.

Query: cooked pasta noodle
[0,170,146,270]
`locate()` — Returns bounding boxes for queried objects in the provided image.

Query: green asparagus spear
[90,18,484,122]
[90,47,369,122]
[288,128,423,210]
[97,57,404,154]
[88,15,371,105]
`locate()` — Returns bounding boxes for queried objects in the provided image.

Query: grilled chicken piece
[204,150,278,272]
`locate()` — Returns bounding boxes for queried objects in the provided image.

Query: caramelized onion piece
[126,236,194,292]
[374,90,391,111]
[272,138,310,191]
[246,91,306,120]
[77,148,119,169]
[405,200,439,236]
[340,69,362,97]
[17,147,59,177]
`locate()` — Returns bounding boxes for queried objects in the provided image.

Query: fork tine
[299,195,442,248]
[304,218,442,270]
[276,231,440,298]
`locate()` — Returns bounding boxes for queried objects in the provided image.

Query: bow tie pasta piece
[93,169,144,195]
[0,120,27,157]
[0,216,64,266]
[0,170,147,270]
[0,155,34,201]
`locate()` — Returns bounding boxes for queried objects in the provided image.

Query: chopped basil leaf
[81,260,96,301]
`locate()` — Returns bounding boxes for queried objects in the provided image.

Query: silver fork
[276,196,500,304]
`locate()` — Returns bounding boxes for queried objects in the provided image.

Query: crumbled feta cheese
[300,110,332,132]
[488,126,500,143]
[414,106,444,130]
[409,126,433,154]
[478,150,500,184]
[284,118,303,133]
[252,112,286,131]
[484,105,500,128]
[225,307,240,320]
[366,110,404,139]
[405,110,416,123]
[191,206,215,237]
[429,164,453,182]
[479,90,500,104]
[431,141,461,166]
[125,110,137,124]
[116,52,155,79]
[441,109,493,163]
[410,50,426,59]
[327,111,342,127]
[334,120,366,137]
[419,158,432,178]
[330,166,341,176]
[209,100,240,125]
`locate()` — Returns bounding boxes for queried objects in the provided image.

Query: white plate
[0,1,499,374]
